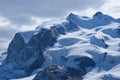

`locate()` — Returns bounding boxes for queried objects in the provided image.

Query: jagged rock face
[34,56,95,80]
[3,33,26,65]
[65,21,79,32]
[51,21,79,35]
[67,56,96,73]
[67,13,88,28]
[3,28,58,74]
[74,57,96,70]
[33,64,83,80]
[51,25,66,35]
[90,36,108,48]
[92,12,116,27]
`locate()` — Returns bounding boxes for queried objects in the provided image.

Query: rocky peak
[3,28,58,75]
[93,12,104,18]
[93,11,115,22]
[67,13,76,20]
[3,33,26,65]
[66,13,81,22]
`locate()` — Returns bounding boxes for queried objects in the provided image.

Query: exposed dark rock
[33,64,83,80]
[51,25,66,35]
[65,56,96,77]
[33,70,49,80]
[67,67,83,79]
[93,12,104,17]
[33,57,96,80]
[101,74,120,80]
[90,36,108,48]
[3,33,26,65]
[93,11,115,21]
[117,28,120,35]
[103,52,108,61]
[3,28,58,75]
[102,28,120,38]
[64,21,79,32]
[74,57,96,69]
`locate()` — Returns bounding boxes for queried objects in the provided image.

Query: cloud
[0,0,105,22]
[0,28,18,39]
[0,16,45,39]
[0,16,42,51]
[72,8,98,18]
[72,0,120,18]
[99,0,120,18]
[0,38,10,50]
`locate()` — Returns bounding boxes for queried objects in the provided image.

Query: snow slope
[14,23,120,80]
[42,22,120,80]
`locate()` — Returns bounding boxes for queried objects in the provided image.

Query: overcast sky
[0,0,120,52]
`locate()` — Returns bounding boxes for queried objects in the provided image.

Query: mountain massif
[0,12,120,80]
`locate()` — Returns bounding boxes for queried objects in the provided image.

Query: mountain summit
[67,12,119,29]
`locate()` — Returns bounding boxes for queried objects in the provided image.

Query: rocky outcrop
[51,25,66,35]
[90,36,108,48]
[3,28,58,75]
[3,33,26,65]
[74,57,96,71]
[50,21,79,35]
[102,28,120,38]
[33,64,83,80]
[34,56,96,80]
[64,21,79,32]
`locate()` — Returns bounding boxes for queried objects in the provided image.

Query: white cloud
[0,0,105,18]
[69,0,120,18]
[99,0,120,18]
[0,17,11,29]
[72,8,97,17]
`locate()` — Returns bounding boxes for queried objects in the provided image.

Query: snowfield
[42,22,120,80]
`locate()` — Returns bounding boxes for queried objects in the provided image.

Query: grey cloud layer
[0,28,18,39]
[0,0,105,21]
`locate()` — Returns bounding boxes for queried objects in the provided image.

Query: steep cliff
[3,28,58,74]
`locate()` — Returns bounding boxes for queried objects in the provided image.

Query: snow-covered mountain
[0,12,120,80]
